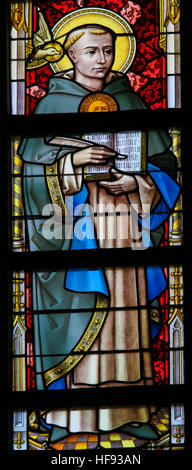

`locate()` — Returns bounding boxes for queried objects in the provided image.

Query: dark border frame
[2,0,192,464]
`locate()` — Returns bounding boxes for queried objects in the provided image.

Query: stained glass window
[5,0,191,465]
[9,0,181,114]
[12,266,184,391]
[11,265,184,451]
[11,128,182,252]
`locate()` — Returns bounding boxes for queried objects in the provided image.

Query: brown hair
[64,24,116,51]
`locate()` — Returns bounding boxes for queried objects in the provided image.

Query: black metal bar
[8,384,185,409]
[6,109,184,135]
[8,246,185,269]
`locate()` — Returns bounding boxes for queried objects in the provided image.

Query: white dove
[28,8,63,62]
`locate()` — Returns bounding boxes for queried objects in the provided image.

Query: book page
[83,132,114,175]
[49,132,146,178]
[114,131,145,173]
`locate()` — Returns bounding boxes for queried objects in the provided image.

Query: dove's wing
[33,11,52,48]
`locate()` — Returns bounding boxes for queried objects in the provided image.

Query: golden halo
[51,7,136,73]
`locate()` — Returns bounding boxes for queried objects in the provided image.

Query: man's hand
[99,168,138,195]
[73,146,116,167]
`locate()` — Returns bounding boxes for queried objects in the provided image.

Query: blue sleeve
[148,162,180,209]
[141,162,180,231]
[144,163,180,303]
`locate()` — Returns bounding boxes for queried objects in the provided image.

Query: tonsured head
[64,24,116,79]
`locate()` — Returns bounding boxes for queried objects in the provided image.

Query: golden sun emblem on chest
[79,93,119,112]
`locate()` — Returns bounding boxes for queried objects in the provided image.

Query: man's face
[88,101,109,112]
[68,30,114,80]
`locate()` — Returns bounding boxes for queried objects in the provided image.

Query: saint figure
[18,22,180,444]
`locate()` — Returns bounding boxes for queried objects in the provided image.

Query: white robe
[45,154,159,432]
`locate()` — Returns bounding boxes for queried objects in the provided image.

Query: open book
[49,131,146,181]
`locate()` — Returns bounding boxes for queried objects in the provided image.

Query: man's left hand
[99,168,138,195]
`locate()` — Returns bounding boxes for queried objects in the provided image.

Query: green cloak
[18,71,178,391]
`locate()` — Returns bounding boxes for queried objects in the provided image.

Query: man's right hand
[72,146,116,167]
